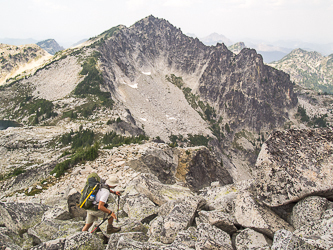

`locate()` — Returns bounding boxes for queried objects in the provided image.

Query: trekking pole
[90,215,110,233]
[116,195,120,223]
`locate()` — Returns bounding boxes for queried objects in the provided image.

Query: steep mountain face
[98,16,297,134]
[269,48,333,93]
[36,39,64,55]
[198,46,297,132]
[0,43,52,85]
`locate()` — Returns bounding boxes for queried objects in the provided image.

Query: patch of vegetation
[168,134,211,148]
[102,131,149,149]
[106,117,122,125]
[17,98,58,125]
[296,105,328,127]
[0,167,26,181]
[74,52,114,109]
[51,143,99,178]
[62,110,78,120]
[165,74,184,89]
[60,126,95,149]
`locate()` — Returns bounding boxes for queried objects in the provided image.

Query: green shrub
[50,143,99,177]
[74,54,114,109]
[296,106,310,122]
[187,134,210,147]
[102,131,149,149]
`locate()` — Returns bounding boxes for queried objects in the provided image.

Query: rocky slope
[36,39,64,55]
[1,128,333,250]
[0,43,52,85]
[269,48,333,94]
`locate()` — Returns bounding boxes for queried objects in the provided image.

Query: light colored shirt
[93,188,109,205]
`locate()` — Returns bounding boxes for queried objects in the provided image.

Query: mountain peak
[36,39,64,55]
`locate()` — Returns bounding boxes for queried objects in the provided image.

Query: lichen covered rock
[0,202,49,233]
[234,228,272,250]
[254,128,333,207]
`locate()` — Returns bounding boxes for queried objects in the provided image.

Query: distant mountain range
[269,48,333,93]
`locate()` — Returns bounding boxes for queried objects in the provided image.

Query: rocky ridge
[269,48,333,94]
[36,39,64,55]
[0,43,52,85]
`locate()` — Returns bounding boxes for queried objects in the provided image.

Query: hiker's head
[106,175,119,188]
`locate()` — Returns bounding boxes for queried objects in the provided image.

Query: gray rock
[197,210,237,234]
[179,147,233,191]
[30,238,66,250]
[115,236,164,249]
[234,228,272,250]
[233,191,294,238]
[148,215,164,243]
[169,226,197,249]
[101,218,148,235]
[129,146,233,192]
[291,196,328,230]
[0,202,49,233]
[123,193,159,223]
[154,196,206,244]
[293,216,333,249]
[254,128,333,207]
[0,228,22,250]
[195,223,233,250]
[106,232,149,250]
[27,219,84,243]
[200,180,253,212]
[271,230,320,250]
[127,146,179,185]
[67,191,86,220]
[63,232,104,250]
[42,207,72,221]
[129,173,194,206]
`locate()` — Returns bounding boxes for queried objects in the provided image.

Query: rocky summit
[0,15,332,249]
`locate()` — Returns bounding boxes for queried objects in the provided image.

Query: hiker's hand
[110,211,117,220]
[115,191,121,196]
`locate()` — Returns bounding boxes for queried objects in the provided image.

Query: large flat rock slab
[254,128,333,206]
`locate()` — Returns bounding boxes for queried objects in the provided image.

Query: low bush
[102,131,149,149]
[50,143,99,178]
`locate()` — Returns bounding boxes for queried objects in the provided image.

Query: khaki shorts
[86,209,108,224]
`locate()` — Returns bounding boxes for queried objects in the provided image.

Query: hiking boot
[107,225,121,234]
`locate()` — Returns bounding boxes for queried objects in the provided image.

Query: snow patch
[129,83,138,89]
[166,115,177,120]
[122,81,138,89]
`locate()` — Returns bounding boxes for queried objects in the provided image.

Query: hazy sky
[1,0,332,47]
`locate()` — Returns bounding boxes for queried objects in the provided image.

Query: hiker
[82,175,121,234]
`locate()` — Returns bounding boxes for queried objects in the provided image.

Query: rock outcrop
[0,43,52,85]
[254,128,333,206]
[269,48,333,94]
[128,146,233,191]
[36,39,64,55]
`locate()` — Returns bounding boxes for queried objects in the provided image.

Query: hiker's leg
[82,223,93,232]
[108,216,114,225]
[82,211,96,231]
